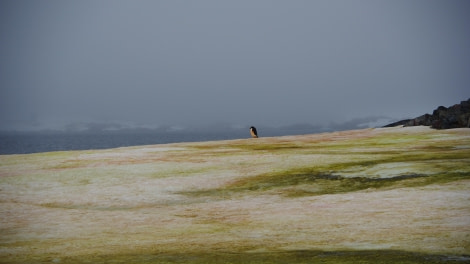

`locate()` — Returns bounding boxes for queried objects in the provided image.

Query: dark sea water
[1,127,327,155]
[0,120,381,155]
[0,130,253,155]
[0,124,338,155]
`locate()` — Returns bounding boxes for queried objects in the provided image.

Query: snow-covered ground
[1,127,469,263]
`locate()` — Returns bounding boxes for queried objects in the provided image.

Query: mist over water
[0,115,394,154]
[1,1,469,134]
[0,131,237,154]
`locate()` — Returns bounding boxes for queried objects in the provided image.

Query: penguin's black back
[250,126,258,136]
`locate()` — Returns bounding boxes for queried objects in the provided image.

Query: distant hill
[384,98,470,129]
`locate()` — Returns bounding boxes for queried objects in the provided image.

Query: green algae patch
[236,172,430,197]
[182,158,470,198]
[182,170,470,198]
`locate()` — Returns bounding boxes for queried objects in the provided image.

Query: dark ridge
[384,98,470,129]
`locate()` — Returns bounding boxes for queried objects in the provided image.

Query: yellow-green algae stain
[1,127,470,263]
[182,142,470,197]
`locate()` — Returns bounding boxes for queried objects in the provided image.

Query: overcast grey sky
[1,0,469,131]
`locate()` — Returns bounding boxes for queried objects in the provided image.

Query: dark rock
[383,119,412,128]
[384,98,470,129]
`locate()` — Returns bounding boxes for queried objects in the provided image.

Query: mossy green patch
[191,141,304,152]
[183,171,470,198]
[182,149,470,198]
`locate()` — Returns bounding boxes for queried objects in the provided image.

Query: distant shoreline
[0,126,369,155]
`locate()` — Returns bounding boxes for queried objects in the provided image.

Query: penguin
[249,126,258,138]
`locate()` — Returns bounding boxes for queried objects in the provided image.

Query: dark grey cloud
[1,0,469,131]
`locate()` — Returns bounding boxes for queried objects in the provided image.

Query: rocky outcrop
[384,99,470,129]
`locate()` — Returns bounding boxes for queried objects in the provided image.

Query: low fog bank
[0,116,397,154]
[0,116,395,136]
